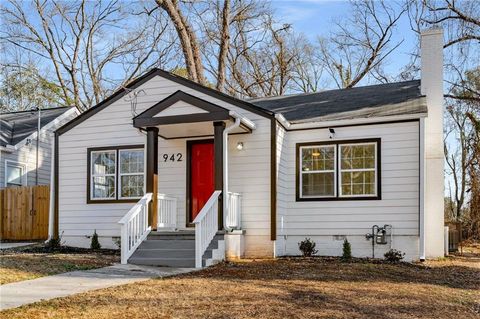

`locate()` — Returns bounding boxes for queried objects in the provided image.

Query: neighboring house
[52,29,444,266]
[0,107,78,188]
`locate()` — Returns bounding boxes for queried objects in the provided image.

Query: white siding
[154,101,208,117]
[275,124,288,256]
[58,75,273,256]
[277,121,420,260]
[1,113,76,188]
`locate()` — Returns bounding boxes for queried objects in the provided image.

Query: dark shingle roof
[0,107,73,147]
[249,80,426,124]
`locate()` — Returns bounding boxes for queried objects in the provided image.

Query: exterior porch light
[236,142,244,151]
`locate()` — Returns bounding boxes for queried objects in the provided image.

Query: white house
[0,107,78,188]
[52,29,445,267]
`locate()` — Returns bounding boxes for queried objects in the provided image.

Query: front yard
[2,255,479,319]
[0,245,119,285]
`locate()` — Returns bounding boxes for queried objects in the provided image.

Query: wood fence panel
[0,185,50,240]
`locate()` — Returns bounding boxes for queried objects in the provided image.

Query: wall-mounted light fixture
[328,128,335,139]
[236,142,244,151]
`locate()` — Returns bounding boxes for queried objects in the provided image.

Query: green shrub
[384,249,405,262]
[298,238,318,257]
[341,239,352,261]
[90,230,101,250]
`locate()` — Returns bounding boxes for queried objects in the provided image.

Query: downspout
[223,113,241,232]
[419,118,426,261]
[46,133,55,242]
[36,108,41,185]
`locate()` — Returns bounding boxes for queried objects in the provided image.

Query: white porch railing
[193,190,221,268]
[118,193,152,264]
[157,194,177,230]
[226,192,242,229]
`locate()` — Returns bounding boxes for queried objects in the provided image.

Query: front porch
[118,91,254,268]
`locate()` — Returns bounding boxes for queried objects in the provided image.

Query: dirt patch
[2,256,478,319]
[0,245,119,285]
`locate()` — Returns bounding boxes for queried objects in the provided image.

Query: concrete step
[128,257,196,268]
[147,231,195,240]
[129,231,224,268]
[133,248,195,259]
[138,240,195,250]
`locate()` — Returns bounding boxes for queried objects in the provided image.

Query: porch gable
[133,90,231,127]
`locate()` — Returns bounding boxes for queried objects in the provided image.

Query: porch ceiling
[154,118,250,139]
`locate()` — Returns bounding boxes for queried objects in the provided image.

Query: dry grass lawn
[0,251,119,285]
[1,256,479,319]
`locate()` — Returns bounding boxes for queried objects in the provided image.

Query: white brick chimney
[420,28,445,259]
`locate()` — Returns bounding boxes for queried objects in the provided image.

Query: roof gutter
[281,113,427,131]
[229,110,256,130]
[275,113,290,129]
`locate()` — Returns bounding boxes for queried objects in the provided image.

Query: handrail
[193,190,221,268]
[118,193,152,264]
[192,191,221,224]
[157,194,177,230]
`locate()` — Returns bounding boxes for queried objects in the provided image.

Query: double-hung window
[299,145,336,198]
[339,143,377,197]
[119,149,145,199]
[297,139,380,200]
[5,161,27,187]
[88,145,144,202]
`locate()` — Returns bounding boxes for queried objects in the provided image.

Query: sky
[270,0,419,79]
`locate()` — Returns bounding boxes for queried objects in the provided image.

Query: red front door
[189,141,215,222]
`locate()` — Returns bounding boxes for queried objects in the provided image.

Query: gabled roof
[249,80,426,124]
[56,68,427,136]
[0,107,75,147]
[56,68,274,136]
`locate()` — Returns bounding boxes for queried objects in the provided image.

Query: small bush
[298,238,318,257]
[90,230,101,250]
[384,249,405,262]
[341,239,352,261]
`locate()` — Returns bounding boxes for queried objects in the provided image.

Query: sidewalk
[0,264,194,310]
[0,242,35,250]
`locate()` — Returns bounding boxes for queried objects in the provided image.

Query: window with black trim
[300,145,336,198]
[297,139,380,201]
[88,145,144,203]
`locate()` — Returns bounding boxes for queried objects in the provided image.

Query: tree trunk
[216,0,230,92]
[155,0,205,84]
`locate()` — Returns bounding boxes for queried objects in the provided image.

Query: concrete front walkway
[0,264,194,310]
[0,242,35,249]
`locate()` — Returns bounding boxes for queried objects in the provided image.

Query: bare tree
[319,0,406,88]
[0,63,62,112]
[407,1,479,233]
[225,9,296,98]
[289,36,325,93]
[0,0,178,111]
[444,104,471,221]
[216,0,231,91]
[466,111,480,238]
[409,0,480,102]
[154,0,206,85]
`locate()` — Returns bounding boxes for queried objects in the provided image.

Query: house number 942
[163,153,183,162]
